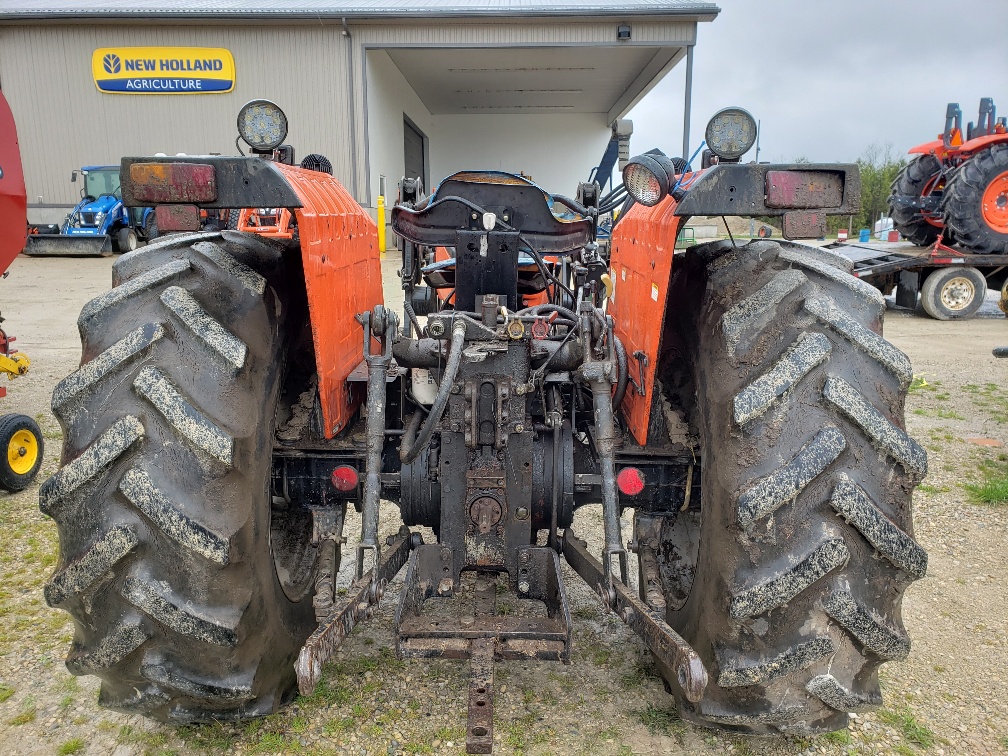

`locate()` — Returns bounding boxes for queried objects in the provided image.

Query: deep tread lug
[729,537,849,619]
[733,332,831,425]
[160,286,247,371]
[806,674,882,712]
[66,622,148,675]
[778,249,884,315]
[133,366,234,466]
[44,525,140,606]
[118,467,230,565]
[122,578,237,647]
[79,259,190,328]
[737,426,846,530]
[52,323,165,413]
[192,240,267,295]
[718,636,836,688]
[142,663,253,701]
[39,416,145,514]
[830,476,927,578]
[805,298,913,387]
[721,269,807,356]
[823,588,910,660]
[823,377,927,480]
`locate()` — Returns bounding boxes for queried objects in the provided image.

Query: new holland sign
[92,47,235,94]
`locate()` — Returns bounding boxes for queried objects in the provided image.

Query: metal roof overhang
[0,2,719,22]
[381,44,685,123]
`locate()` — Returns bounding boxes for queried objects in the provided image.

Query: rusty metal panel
[154,204,201,232]
[782,210,827,239]
[608,196,684,445]
[765,170,844,209]
[278,163,384,438]
[129,162,216,204]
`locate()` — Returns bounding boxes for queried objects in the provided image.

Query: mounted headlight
[237,99,288,152]
[621,152,678,207]
[705,107,757,161]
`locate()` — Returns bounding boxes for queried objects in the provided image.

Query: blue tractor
[25,165,156,256]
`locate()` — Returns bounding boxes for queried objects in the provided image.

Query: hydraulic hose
[613,334,629,412]
[400,320,467,464]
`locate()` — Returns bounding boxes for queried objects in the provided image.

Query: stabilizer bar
[561,530,708,703]
[295,526,417,695]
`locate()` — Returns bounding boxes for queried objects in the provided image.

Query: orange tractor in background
[890,97,1008,252]
[42,99,926,751]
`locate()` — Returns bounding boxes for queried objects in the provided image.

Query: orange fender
[275,164,384,438]
[608,196,684,445]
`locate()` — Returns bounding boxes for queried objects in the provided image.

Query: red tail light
[616,467,645,496]
[331,465,359,492]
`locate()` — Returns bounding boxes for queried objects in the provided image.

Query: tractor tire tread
[942,144,1008,254]
[658,238,926,735]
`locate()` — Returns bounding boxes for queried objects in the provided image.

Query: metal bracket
[295,527,417,695]
[561,530,708,703]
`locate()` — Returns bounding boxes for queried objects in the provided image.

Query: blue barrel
[859,229,870,243]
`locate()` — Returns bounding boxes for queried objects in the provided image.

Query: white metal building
[0,1,719,222]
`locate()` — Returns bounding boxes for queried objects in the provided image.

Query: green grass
[634,703,685,740]
[823,729,851,745]
[0,683,13,703]
[8,704,35,725]
[964,476,1008,504]
[878,706,935,749]
[57,738,87,755]
[908,376,930,392]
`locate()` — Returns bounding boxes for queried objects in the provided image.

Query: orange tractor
[890,97,1008,252]
[42,100,926,747]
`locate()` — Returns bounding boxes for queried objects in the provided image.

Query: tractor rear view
[890,97,1008,252]
[42,99,926,749]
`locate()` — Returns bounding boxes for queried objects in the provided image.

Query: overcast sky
[627,0,1008,165]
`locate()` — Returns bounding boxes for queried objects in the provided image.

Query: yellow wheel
[0,414,44,492]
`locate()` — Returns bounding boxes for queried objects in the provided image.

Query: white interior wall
[367,50,613,205]
[365,50,433,206]
[428,114,612,196]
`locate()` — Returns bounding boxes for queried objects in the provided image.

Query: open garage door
[404,117,427,190]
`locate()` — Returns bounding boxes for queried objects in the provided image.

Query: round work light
[237,99,289,152]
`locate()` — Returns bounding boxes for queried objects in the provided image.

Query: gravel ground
[0,250,1006,756]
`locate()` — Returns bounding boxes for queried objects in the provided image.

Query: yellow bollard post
[376,195,386,255]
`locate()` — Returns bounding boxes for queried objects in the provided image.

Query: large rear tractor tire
[942,144,1008,254]
[889,154,943,247]
[656,239,927,734]
[41,231,320,722]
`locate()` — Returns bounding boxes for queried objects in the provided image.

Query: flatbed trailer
[830,239,1008,320]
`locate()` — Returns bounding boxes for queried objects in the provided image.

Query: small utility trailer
[831,239,1008,320]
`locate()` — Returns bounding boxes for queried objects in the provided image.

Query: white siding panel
[0,23,357,206]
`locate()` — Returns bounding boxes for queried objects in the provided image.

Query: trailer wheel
[0,413,43,491]
[145,214,159,241]
[41,232,320,722]
[115,227,137,253]
[889,155,943,247]
[943,144,1008,254]
[656,239,926,734]
[920,266,987,320]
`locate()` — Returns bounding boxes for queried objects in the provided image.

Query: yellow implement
[0,350,29,377]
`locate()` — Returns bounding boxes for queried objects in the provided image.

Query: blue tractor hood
[79,194,120,215]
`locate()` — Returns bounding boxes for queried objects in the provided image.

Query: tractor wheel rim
[941,277,976,311]
[7,429,38,475]
[981,170,1008,232]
